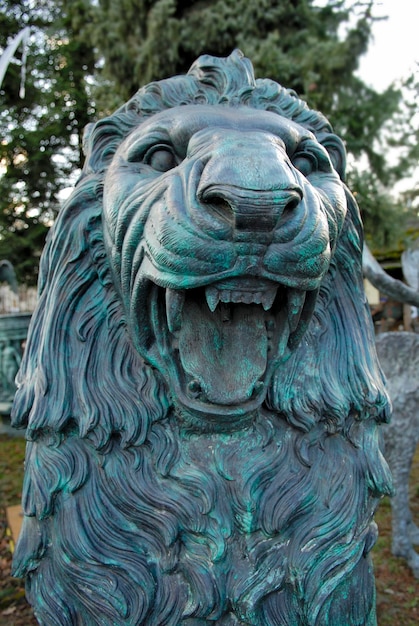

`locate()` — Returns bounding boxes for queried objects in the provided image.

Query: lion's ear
[81,118,128,176]
[318,132,346,181]
[82,122,96,157]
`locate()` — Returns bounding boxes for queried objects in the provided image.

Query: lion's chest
[121,423,298,616]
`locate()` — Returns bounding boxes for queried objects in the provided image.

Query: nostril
[209,196,232,213]
[283,189,303,215]
[200,190,235,225]
[285,196,300,212]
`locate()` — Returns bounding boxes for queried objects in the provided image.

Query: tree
[88,0,417,250]
[0,0,95,285]
[89,0,377,105]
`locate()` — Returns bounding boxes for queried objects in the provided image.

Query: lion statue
[12,51,392,625]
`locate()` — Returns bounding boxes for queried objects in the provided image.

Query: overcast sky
[357,0,418,90]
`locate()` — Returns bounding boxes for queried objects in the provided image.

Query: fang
[166,288,185,333]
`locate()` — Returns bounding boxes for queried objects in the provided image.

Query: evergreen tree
[0,0,95,284]
[349,68,419,253]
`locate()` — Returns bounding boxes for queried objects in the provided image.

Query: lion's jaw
[103,105,347,430]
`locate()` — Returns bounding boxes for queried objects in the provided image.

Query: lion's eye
[144,146,177,172]
[292,141,333,177]
[292,154,317,177]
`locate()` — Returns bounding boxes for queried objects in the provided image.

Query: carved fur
[12,51,392,625]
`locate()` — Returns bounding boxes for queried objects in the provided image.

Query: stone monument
[364,243,419,579]
[375,332,419,578]
[12,51,392,625]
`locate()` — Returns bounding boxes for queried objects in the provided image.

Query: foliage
[90,0,372,107]
[0,434,25,508]
[349,169,405,250]
[0,0,95,285]
[388,73,419,208]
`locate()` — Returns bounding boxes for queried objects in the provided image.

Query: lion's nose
[196,136,303,233]
[198,183,303,232]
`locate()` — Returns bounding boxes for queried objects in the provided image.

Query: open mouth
[138,277,318,429]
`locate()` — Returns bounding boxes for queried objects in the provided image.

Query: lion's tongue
[178,300,268,405]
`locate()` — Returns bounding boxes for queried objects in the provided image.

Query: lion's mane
[12,51,392,625]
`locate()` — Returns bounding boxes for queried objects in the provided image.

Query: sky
[357,0,418,90]
[355,0,419,197]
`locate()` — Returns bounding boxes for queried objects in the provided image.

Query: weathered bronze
[12,51,392,625]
